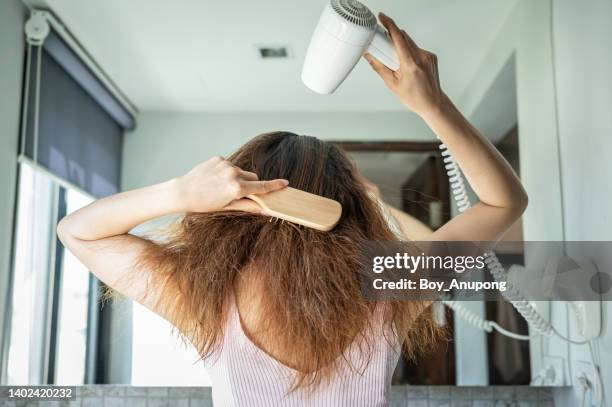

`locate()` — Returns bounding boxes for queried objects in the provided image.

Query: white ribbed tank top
[204,296,401,406]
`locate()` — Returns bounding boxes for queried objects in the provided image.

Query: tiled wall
[0,385,554,406]
[392,386,554,406]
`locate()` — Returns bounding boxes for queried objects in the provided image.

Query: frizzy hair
[135,131,442,390]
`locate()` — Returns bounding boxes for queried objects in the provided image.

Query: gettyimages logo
[359,241,612,301]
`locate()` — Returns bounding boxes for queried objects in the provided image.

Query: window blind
[22,30,135,198]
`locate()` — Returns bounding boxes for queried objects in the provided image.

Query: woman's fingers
[238,169,259,181]
[363,53,395,85]
[400,29,421,57]
[211,158,288,197]
[223,198,263,213]
[240,179,289,196]
[378,13,417,67]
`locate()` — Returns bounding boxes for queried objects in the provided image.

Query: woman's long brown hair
[137,132,441,389]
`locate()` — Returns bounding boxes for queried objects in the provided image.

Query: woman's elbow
[512,187,529,217]
[56,215,76,245]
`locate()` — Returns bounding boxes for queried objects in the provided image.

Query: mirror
[336,129,529,386]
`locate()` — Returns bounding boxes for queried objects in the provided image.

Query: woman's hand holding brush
[175,156,288,213]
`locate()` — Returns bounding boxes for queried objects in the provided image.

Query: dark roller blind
[22,31,135,198]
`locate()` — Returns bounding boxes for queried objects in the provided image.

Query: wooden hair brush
[246,187,342,231]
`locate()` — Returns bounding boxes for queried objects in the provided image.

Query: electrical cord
[438,142,555,337]
[439,143,604,403]
[439,142,592,343]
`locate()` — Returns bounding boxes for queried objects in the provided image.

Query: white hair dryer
[302,0,399,94]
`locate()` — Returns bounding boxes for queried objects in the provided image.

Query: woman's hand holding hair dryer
[365,12,528,243]
[363,13,443,117]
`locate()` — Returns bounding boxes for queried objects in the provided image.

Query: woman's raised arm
[57,156,287,317]
[365,13,527,243]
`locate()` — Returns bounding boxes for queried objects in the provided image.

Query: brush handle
[246,187,342,232]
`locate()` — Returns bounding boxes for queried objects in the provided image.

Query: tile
[537,401,553,407]
[188,399,211,407]
[188,388,211,399]
[124,388,147,397]
[168,388,190,398]
[123,398,145,407]
[0,402,16,407]
[147,397,168,407]
[406,400,427,407]
[406,386,428,399]
[516,402,537,407]
[102,397,123,407]
[81,388,103,398]
[515,387,539,401]
[81,398,103,407]
[429,386,451,399]
[147,388,168,398]
[451,401,472,407]
[390,385,406,401]
[473,401,494,407]
[389,399,406,407]
[103,387,125,397]
[39,402,61,407]
[451,387,472,399]
[493,387,515,400]
[537,388,553,401]
[429,400,451,407]
[471,387,493,399]
[168,398,188,407]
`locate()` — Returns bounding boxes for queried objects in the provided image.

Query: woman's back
[206,290,400,406]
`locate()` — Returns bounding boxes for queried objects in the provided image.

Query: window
[6,163,57,384]
[6,162,95,385]
[4,11,134,385]
[52,188,94,384]
[6,163,211,386]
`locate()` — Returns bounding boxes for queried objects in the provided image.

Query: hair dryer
[302,0,399,94]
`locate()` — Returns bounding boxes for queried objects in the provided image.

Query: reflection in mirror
[337,136,529,386]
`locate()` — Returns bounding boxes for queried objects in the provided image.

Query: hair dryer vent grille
[330,0,376,28]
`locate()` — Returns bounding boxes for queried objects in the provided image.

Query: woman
[58,14,527,406]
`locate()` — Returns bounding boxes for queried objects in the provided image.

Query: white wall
[0,0,26,382]
[460,0,564,243]
[551,0,612,405]
[122,111,436,189]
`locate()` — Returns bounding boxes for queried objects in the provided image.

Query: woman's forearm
[365,13,527,215]
[422,95,527,211]
[57,156,289,243]
[57,179,183,242]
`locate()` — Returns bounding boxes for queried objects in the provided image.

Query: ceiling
[25,0,517,112]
